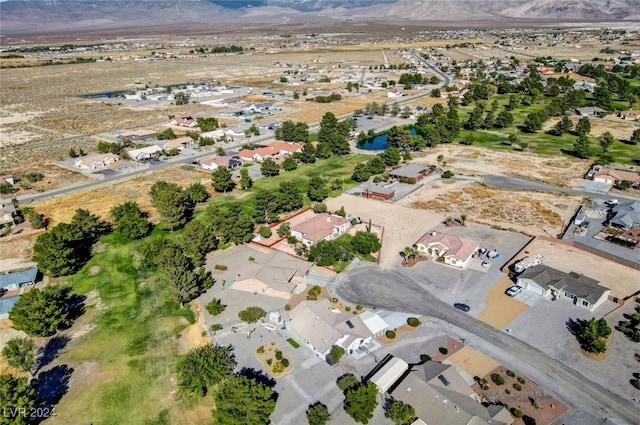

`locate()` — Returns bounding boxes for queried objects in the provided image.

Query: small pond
[356,128,416,151]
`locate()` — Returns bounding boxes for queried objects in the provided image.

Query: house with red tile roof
[290,213,350,246]
[165,116,196,127]
[200,155,243,171]
[593,168,640,187]
[238,142,302,162]
[416,231,480,268]
[618,110,640,120]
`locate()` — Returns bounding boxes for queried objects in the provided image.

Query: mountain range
[1,0,639,37]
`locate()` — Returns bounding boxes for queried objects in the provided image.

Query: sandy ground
[177,300,210,355]
[513,238,640,298]
[477,276,530,329]
[29,165,210,226]
[445,345,500,379]
[325,193,443,269]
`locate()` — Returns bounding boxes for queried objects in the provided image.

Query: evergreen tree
[253,190,280,224]
[0,374,41,425]
[575,116,591,136]
[212,166,236,193]
[1,338,34,374]
[181,219,218,266]
[351,163,372,182]
[306,402,330,425]
[239,167,253,190]
[307,177,329,202]
[631,128,640,145]
[599,131,615,154]
[176,344,236,397]
[282,156,298,171]
[298,142,317,163]
[386,400,416,425]
[554,115,573,136]
[110,201,151,240]
[573,134,592,159]
[213,375,277,425]
[9,286,72,337]
[277,181,303,212]
[151,183,190,231]
[32,222,88,276]
[260,158,280,177]
[70,208,110,244]
[344,382,378,424]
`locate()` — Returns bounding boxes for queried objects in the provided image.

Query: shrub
[205,298,226,316]
[258,226,272,238]
[287,236,298,244]
[506,370,516,377]
[281,358,289,368]
[407,317,420,327]
[272,362,284,374]
[505,389,511,394]
[214,264,227,271]
[491,374,505,385]
[441,170,454,179]
[420,354,431,362]
[513,383,522,391]
[345,306,351,312]
[266,358,272,365]
[248,256,255,261]
[330,345,345,362]
[356,304,363,311]
[483,384,490,391]
[386,330,396,339]
[313,203,327,213]
[337,374,358,392]
[438,347,448,355]
[284,304,291,311]
[517,376,526,384]
[238,306,266,323]
[512,409,523,419]
[522,415,537,425]
[210,324,222,332]
[287,338,300,348]
[277,223,290,237]
[275,350,283,360]
[257,345,265,354]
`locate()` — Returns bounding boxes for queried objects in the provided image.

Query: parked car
[505,286,522,297]
[481,261,491,268]
[454,303,470,312]
[605,199,618,206]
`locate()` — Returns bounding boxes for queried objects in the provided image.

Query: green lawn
[51,233,200,425]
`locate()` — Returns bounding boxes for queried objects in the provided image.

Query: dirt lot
[28,165,210,226]
[477,276,530,329]
[511,238,640,298]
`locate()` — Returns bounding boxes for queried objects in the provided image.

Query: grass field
[47,232,210,425]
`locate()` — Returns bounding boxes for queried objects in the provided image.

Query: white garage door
[525,284,545,296]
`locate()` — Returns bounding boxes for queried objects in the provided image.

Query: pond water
[356,128,417,151]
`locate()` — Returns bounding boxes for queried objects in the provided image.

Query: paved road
[484,175,640,202]
[334,264,638,425]
[411,51,451,87]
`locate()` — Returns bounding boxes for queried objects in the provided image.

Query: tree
[9,286,72,337]
[181,219,218,266]
[337,374,359,392]
[239,167,253,190]
[351,231,382,255]
[22,207,46,229]
[282,156,298,171]
[68,148,78,158]
[344,382,378,424]
[32,222,88,276]
[238,306,267,323]
[386,400,416,425]
[186,182,209,203]
[277,181,303,212]
[554,115,573,136]
[206,298,226,316]
[0,374,40,425]
[213,375,277,425]
[277,223,290,237]
[70,208,110,244]
[253,190,280,224]
[174,91,190,105]
[150,182,190,231]
[298,142,317,164]
[306,402,330,425]
[197,117,219,132]
[212,166,236,193]
[573,134,592,159]
[593,84,613,111]
[1,338,34,374]
[176,343,236,397]
[308,177,329,202]
[578,317,612,354]
[631,128,640,145]
[575,116,591,136]
[599,131,615,154]
[110,201,150,239]
[260,158,280,177]
[379,147,401,166]
[154,244,213,305]
[494,110,514,128]
[367,156,386,175]
[330,345,345,362]
[351,163,372,182]
[523,111,544,132]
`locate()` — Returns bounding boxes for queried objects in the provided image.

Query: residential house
[575,106,606,117]
[127,145,163,161]
[165,116,196,127]
[117,129,157,142]
[389,163,430,184]
[288,298,388,360]
[573,80,597,92]
[243,102,273,114]
[231,251,313,299]
[517,265,611,311]
[0,202,16,228]
[362,183,396,201]
[610,201,640,230]
[415,231,480,268]
[200,155,243,171]
[163,136,193,151]
[74,153,119,170]
[0,266,38,292]
[238,142,302,162]
[618,110,640,120]
[378,359,513,425]
[592,168,640,187]
[255,119,280,130]
[290,213,350,246]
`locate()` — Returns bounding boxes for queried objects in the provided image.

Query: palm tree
[459,214,468,225]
